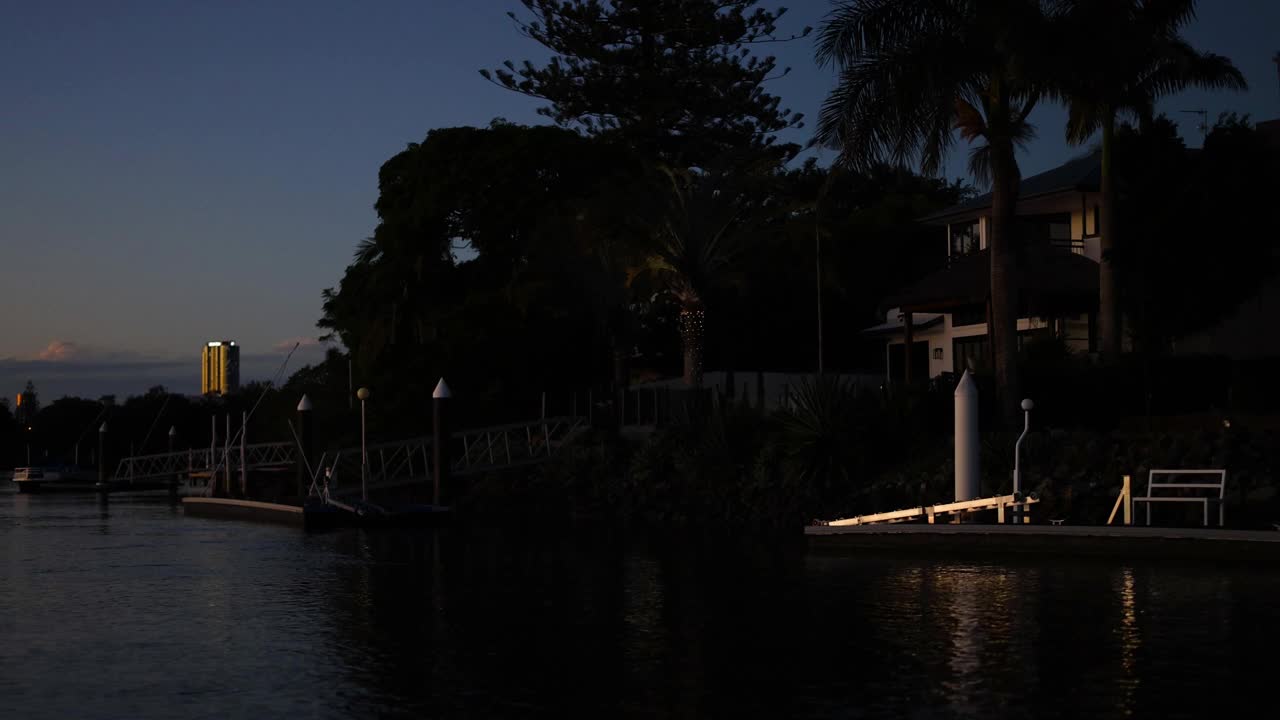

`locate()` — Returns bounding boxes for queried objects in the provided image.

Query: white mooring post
[432,378,452,507]
[954,370,980,505]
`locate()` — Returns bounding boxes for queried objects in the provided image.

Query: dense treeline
[314,121,965,431]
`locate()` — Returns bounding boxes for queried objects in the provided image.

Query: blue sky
[2,0,1278,400]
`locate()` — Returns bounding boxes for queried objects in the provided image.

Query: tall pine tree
[482,0,808,169]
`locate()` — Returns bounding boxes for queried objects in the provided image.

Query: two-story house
[864,151,1104,382]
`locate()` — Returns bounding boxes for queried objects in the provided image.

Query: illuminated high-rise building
[201,341,240,396]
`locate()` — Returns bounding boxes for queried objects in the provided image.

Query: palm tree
[1054,0,1245,358]
[642,165,755,387]
[815,0,1052,421]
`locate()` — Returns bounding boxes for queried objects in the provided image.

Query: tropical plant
[814,0,1054,422]
[640,163,763,387]
[1053,0,1246,358]
[776,374,863,501]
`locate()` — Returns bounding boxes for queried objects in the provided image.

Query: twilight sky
[2,0,1278,400]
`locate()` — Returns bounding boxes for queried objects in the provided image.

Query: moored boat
[12,466,100,493]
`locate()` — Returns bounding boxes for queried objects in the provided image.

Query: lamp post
[357,387,370,501]
[1013,398,1034,523]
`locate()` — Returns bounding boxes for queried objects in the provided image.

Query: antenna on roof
[1179,109,1209,145]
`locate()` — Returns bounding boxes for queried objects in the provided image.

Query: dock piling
[297,395,314,500]
[954,371,980,504]
[432,378,452,507]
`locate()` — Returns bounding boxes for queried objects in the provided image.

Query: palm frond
[815,0,954,67]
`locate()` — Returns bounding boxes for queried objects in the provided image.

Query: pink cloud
[271,336,322,354]
[36,340,79,362]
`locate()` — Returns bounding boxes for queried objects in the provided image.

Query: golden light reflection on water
[1115,566,1141,716]
[882,564,1044,718]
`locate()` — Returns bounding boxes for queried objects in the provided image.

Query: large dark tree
[483,0,808,168]
[815,0,1054,422]
[318,123,647,426]
[1115,115,1280,353]
[1055,0,1245,359]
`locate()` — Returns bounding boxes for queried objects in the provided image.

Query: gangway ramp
[816,493,1039,527]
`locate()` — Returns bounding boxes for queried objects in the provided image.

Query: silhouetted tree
[17,380,40,427]
[1055,0,1245,358]
[1114,114,1280,352]
[483,0,808,169]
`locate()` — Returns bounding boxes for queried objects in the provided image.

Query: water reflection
[5,492,1280,720]
[1115,566,1141,715]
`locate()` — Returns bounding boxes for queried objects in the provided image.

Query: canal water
[2,489,1276,719]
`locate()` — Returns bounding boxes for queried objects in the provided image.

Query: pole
[297,395,314,500]
[816,205,824,376]
[168,426,178,499]
[1013,398,1034,524]
[97,423,108,491]
[240,411,248,497]
[224,414,231,497]
[815,170,836,376]
[954,371,980,505]
[357,388,370,502]
[432,378,452,507]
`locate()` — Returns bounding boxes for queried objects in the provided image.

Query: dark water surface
[2,489,1276,719]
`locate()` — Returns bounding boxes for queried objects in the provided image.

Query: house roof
[881,246,1099,314]
[921,150,1102,224]
[861,312,945,335]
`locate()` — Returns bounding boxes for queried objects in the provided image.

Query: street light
[356,387,370,501]
[1013,398,1034,524]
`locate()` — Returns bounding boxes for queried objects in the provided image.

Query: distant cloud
[35,340,80,362]
[271,336,322,354]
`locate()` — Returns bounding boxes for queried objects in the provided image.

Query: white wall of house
[882,310,1091,380]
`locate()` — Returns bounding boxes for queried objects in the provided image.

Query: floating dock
[805,523,1280,562]
[181,496,452,531]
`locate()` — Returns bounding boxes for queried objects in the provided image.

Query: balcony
[1052,239,1086,256]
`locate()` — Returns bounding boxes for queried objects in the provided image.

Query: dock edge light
[356,387,370,401]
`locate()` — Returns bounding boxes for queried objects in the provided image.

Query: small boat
[11,466,98,493]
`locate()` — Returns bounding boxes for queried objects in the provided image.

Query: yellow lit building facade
[201,341,240,396]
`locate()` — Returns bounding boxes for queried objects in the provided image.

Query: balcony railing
[1052,239,1086,255]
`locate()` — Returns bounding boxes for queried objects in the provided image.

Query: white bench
[1132,469,1226,528]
